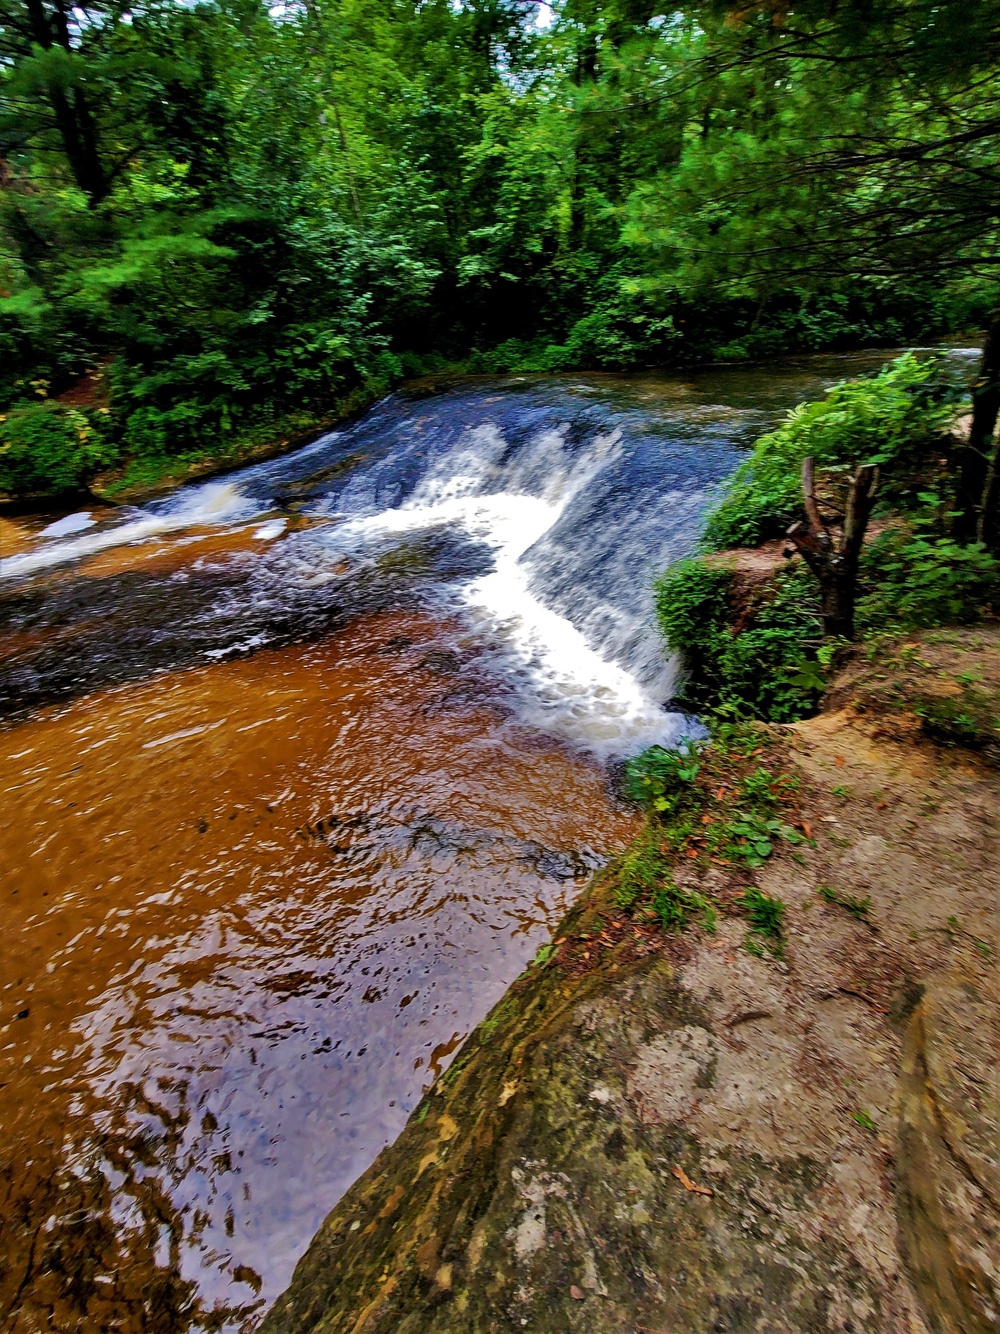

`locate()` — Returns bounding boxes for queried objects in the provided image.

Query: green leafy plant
[0,400,117,495]
[651,879,709,932]
[739,885,786,957]
[624,742,702,813]
[858,533,998,631]
[656,560,823,722]
[703,355,957,550]
[714,812,803,868]
[817,884,872,920]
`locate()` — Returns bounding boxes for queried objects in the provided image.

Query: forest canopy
[1,0,998,498]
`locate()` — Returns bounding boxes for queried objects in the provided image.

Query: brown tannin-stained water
[0,355,975,1331]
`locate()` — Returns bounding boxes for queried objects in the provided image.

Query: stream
[0,352,951,1332]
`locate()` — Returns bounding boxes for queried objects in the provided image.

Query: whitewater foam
[1,483,256,580]
[336,423,686,757]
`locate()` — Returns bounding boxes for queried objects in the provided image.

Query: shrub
[624,741,701,813]
[0,400,116,495]
[857,533,999,632]
[703,353,958,549]
[655,557,822,722]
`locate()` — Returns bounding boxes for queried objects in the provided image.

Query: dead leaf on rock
[570,1285,585,1300]
[671,1165,713,1197]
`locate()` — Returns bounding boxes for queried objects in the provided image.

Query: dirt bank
[261,630,999,1334]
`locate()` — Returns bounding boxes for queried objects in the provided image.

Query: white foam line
[0,483,255,580]
[337,430,683,756]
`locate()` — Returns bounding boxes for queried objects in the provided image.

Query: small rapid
[2,369,786,746]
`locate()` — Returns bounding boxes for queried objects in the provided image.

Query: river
[0,353,955,1332]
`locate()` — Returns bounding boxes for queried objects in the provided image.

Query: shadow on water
[0,352,976,1331]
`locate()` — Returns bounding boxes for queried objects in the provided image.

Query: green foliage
[857,533,999,632]
[703,355,958,549]
[739,886,786,958]
[0,401,117,495]
[912,688,1000,752]
[0,0,984,497]
[624,741,701,813]
[611,826,711,931]
[708,811,804,870]
[613,734,805,942]
[625,2,1000,310]
[530,942,556,968]
[656,558,823,722]
[817,885,872,920]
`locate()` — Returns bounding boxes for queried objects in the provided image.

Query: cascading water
[2,353,959,1333]
[1,373,773,741]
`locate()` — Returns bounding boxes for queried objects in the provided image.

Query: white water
[0,482,257,579]
[5,384,766,757]
[334,423,687,756]
[39,511,96,538]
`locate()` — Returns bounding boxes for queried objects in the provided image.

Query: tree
[6,0,110,202]
[625,0,1000,543]
[786,457,879,641]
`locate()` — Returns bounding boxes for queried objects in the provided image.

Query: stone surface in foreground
[263,674,999,1334]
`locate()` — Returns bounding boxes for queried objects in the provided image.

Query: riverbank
[86,379,398,506]
[80,338,980,507]
[3,340,966,513]
[261,627,999,1334]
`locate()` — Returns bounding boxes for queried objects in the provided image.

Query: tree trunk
[787,457,879,641]
[23,0,108,206]
[980,435,1000,553]
[955,308,1000,543]
[332,103,364,230]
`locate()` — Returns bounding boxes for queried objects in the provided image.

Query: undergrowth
[702,353,960,550]
[607,727,799,952]
[653,354,997,726]
[656,560,825,721]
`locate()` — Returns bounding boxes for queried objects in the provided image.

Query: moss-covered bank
[261,632,999,1334]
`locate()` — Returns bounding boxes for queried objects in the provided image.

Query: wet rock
[261,954,923,1333]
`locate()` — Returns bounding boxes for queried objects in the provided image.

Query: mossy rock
[262,945,902,1333]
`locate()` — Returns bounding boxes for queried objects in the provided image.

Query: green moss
[478,996,520,1042]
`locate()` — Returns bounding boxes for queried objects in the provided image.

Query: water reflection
[1,616,638,1330]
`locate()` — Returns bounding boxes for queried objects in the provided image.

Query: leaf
[671,1165,713,1196]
